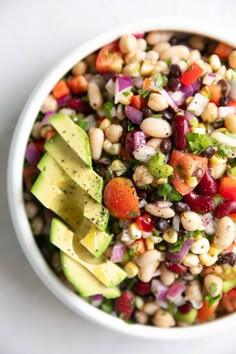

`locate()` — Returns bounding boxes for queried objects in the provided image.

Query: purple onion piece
[116,76,132,92]
[180,79,201,97]
[57,95,70,107]
[40,111,54,127]
[125,105,143,124]
[110,244,126,263]
[133,131,146,150]
[167,281,186,300]
[167,238,194,263]
[25,143,41,166]
[151,279,168,301]
[132,77,144,89]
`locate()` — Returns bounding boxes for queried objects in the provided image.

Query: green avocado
[37,152,109,231]
[50,218,127,288]
[45,134,103,203]
[60,252,120,298]
[31,172,111,256]
[50,113,92,167]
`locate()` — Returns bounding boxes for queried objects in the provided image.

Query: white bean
[40,94,58,113]
[189,264,204,275]
[119,34,137,54]
[136,250,162,267]
[138,261,159,282]
[31,216,44,235]
[199,253,218,267]
[152,309,175,328]
[133,165,154,186]
[153,42,171,54]
[72,61,88,76]
[146,31,173,46]
[201,102,218,123]
[25,201,38,219]
[148,93,168,111]
[224,114,236,133]
[180,211,205,232]
[134,310,149,325]
[213,216,236,250]
[89,128,104,160]
[211,131,236,148]
[160,264,175,286]
[229,50,236,69]
[183,253,200,267]
[88,82,103,110]
[162,228,178,244]
[143,301,160,315]
[190,238,210,255]
[204,274,223,297]
[146,138,162,150]
[160,45,190,61]
[145,203,175,218]
[105,124,123,143]
[140,118,172,138]
[185,280,203,303]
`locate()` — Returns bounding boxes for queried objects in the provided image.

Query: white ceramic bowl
[7,18,236,340]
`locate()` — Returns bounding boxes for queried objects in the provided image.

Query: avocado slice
[45,134,103,203]
[50,218,127,287]
[80,224,111,258]
[37,152,109,231]
[60,252,120,298]
[49,113,92,167]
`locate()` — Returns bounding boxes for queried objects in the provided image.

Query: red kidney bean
[197,169,218,196]
[167,263,188,274]
[214,200,236,218]
[172,114,190,150]
[115,290,135,320]
[178,301,193,314]
[67,97,92,113]
[183,191,216,214]
[134,281,151,295]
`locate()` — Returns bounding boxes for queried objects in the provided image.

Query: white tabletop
[1,0,236,353]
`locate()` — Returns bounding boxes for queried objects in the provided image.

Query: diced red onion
[125,105,143,124]
[201,213,216,235]
[133,32,145,39]
[133,144,156,162]
[44,209,55,225]
[184,110,196,122]
[202,73,216,86]
[134,131,146,150]
[172,214,180,231]
[57,95,70,107]
[187,93,209,116]
[132,77,144,89]
[105,79,115,96]
[173,294,186,306]
[169,90,186,106]
[116,76,132,92]
[91,294,104,307]
[25,143,41,166]
[97,157,111,166]
[180,80,201,97]
[160,89,178,111]
[151,279,168,301]
[110,244,126,263]
[167,281,186,300]
[219,105,236,118]
[40,111,54,127]
[167,238,194,263]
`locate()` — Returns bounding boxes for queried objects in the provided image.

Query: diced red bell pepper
[131,95,147,110]
[220,177,236,201]
[135,214,154,232]
[214,42,233,59]
[179,62,203,87]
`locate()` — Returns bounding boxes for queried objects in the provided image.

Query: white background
[1,0,236,353]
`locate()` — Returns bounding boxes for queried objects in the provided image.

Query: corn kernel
[140,60,154,76]
[119,91,133,105]
[183,253,200,267]
[186,176,198,187]
[135,296,144,309]
[162,228,178,244]
[145,237,155,250]
[199,253,218,267]
[210,155,227,166]
[124,261,139,278]
[128,223,142,240]
[208,243,222,256]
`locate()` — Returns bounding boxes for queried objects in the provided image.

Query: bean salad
[24,30,236,328]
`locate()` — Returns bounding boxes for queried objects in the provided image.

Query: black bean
[217,252,236,266]
[218,79,230,96]
[201,146,215,158]
[219,96,230,106]
[155,218,172,231]
[169,36,178,46]
[173,202,191,214]
[168,78,181,92]
[213,120,224,129]
[160,138,172,154]
[169,64,182,78]
[142,106,153,118]
[162,110,174,122]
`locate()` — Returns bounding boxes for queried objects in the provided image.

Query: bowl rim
[7,17,236,340]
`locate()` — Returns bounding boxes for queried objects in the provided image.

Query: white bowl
[7,18,236,340]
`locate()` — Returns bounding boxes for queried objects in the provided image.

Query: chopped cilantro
[217,144,233,158]
[146,44,153,51]
[122,91,130,97]
[155,73,168,90]
[137,89,150,99]
[186,133,217,154]
[209,282,218,294]
[100,299,113,313]
[76,120,88,130]
[103,102,113,120]
[205,294,221,307]
[127,120,135,131]
[157,183,182,202]
[129,211,139,217]
[171,238,186,253]
[151,113,163,118]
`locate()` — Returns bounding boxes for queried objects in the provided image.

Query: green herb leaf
[127,120,135,131]
[122,91,130,97]
[151,113,163,118]
[157,183,182,202]
[209,282,217,294]
[171,238,186,253]
[137,89,150,99]
[217,144,233,158]
[103,102,113,120]
[205,294,221,307]
[76,120,89,130]
[155,73,168,90]
[186,133,217,154]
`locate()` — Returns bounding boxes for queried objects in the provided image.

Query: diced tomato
[131,95,147,110]
[103,177,140,219]
[33,140,45,153]
[96,42,123,74]
[197,298,220,323]
[169,150,208,196]
[135,214,154,232]
[214,42,233,59]
[45,130,57,142]
[229,213,236,222]
[221,288,236,313]
[227,101,236,107]
[179,62,203,87]
[67,75,88,94]
[208,84,222,105]
[129,238,146,256]
[220,177,236,201]
[52,80,70,99]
